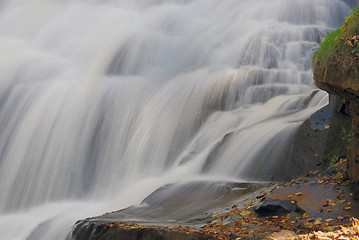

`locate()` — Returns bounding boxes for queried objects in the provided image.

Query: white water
[0,0,355,239]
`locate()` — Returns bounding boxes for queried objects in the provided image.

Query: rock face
[290,103,332,173]
[312,8,359,182]
[321,95,352,169]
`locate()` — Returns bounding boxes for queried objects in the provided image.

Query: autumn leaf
[354,225,359,234]
[340,225,348,230]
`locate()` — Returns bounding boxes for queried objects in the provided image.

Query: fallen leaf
[338,194,345,199]
[354,225,359,234]
[240,211,248,216]
[314,220,322,225]
[296,192,303,196]
[326,208,332,212]
[338,237,350,240]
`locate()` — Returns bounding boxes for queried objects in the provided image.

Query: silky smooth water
[0,0,355,239]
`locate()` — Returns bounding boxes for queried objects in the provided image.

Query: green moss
[313,7,359,70]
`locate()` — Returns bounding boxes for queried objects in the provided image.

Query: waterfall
[0,0,355,239]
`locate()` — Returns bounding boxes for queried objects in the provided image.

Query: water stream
[0,0,355,239]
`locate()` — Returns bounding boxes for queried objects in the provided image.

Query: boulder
[254,198,305,216]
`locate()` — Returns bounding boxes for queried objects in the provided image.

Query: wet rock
[254,197,305,216]
[68,220,218,240]
[289,103,332,176]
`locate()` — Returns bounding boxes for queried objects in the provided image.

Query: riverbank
[68,174,359,240]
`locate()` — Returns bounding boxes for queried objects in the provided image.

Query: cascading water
[0,0,356,239]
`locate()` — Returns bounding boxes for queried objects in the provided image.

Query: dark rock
[321,95,351,169]
[289,103,332,175]
[254,197,305,216]
[68,220,218,240]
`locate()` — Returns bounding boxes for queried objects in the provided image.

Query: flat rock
[68,221,218,240]
[264,230,298,240]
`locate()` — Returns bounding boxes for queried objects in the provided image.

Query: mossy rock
[313,7,359,182]
[313,7,359,97]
